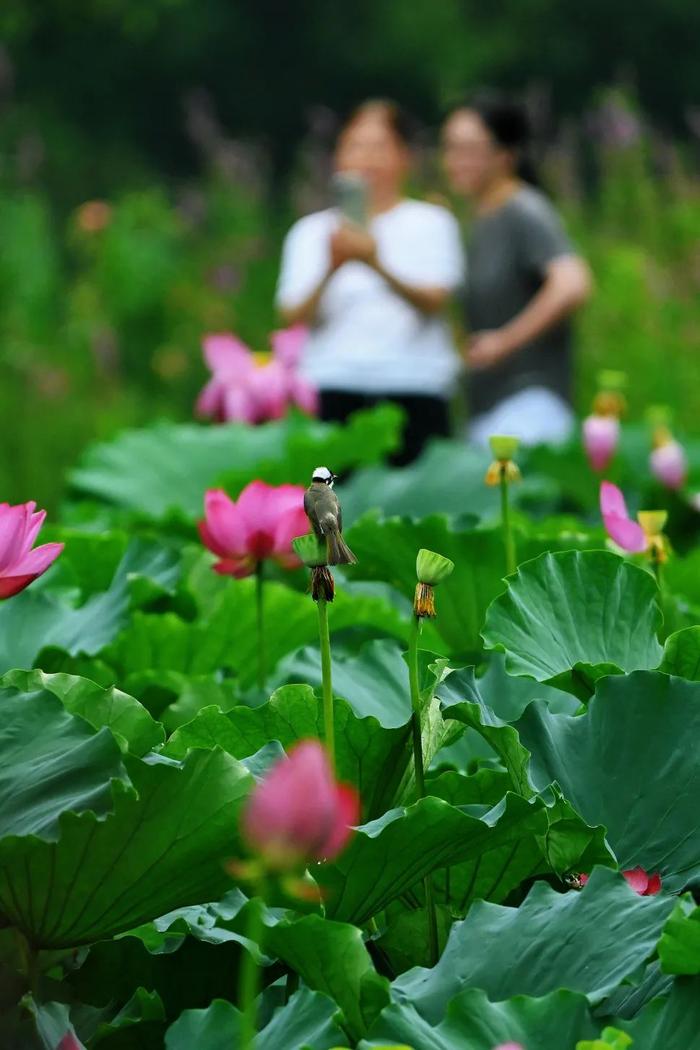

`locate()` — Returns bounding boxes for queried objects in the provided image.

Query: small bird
[304,466,357,565]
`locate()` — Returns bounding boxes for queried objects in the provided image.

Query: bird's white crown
[312,466,334,485]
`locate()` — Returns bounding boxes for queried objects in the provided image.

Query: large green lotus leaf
[482,550,663,696]
[341,441,498,522]
[111,576,408,693]
[617,976,700,1049]
[346,514,508,655]
[437,673,534,795]
[427,770,541,913]
[271,638,451,730]
[164,685,440,820]
[0,686,127,841]
[658,896,700,974]
[264,914,390,1042]
[0,669,163,755]
[659,625,700,680]
[361,987,598,1049]
[318,792,546,926]
[516,671,700,888]
[0,537,181,674]
[392,868,674,1025]
[25,989,166,1050]
[164,989,345,1050]
[69,408,401,520]
[271,639,413,728]
[0,749,252,947]
[459,653,580,721]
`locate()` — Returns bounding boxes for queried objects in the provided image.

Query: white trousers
[468,386,575,449]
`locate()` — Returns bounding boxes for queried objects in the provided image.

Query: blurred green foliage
[0,4,698,510]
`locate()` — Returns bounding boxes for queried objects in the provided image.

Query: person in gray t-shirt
[442,93,592,446]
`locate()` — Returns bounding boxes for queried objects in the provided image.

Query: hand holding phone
[331,172,368,229]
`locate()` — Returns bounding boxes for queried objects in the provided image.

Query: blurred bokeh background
[1,0,698,510]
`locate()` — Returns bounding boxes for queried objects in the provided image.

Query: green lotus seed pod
[597,369,627,392]
[488,434,520,461]
[292,533,327,567]
[416,548,455,585]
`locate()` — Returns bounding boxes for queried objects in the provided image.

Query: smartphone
[331,172,368,228]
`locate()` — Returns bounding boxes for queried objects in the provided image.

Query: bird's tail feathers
[326,529,357,566]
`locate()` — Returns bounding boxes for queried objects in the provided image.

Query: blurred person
[442,92,592,447]
[276,100,464,465]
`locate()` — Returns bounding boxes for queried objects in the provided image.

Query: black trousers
[319,389,451,467]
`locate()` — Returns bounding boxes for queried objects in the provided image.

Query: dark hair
[341,99,416,148]
[460,91,539,185]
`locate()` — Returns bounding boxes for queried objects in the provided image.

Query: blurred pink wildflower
[196,326,318,424]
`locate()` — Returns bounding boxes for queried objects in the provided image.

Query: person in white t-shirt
[275,100,465,464]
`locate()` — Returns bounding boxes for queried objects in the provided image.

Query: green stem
[424,875,439,966]
[408,614,425,799]
[239,886,266,1050]
[408,614,439,965]
[317,598,335,771]
[652,552,667,639]
[500,465,516,576]
[255,562,266,689]
[284,969,299,1004]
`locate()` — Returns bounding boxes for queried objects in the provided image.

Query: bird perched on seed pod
[304,466,357,565]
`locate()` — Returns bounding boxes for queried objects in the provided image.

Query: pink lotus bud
[0,501,63,599]
[241,740,359,870]
[198,482,308,578]
[492,1044,525,1050]
[599,482,647,553]
[650,440,687,490]
[583,415,619,472]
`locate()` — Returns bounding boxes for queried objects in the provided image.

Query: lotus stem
[407,613,438,965]
[500,465,516,576]
[408,614,425,799]
[255,562,266,689]
[651,549,667,640]
[317,598,335,772]
[239,884,265,1050]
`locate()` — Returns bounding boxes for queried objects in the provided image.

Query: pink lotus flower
[270,323,307,368]
[580,866,661,896]
[650,439,687,490]
[583,414,619,472]
[241,740,360,870]
[0,501,64,599]
[198,481,307,578]
[196,327,317,424]
[600,482,647,553]
[492,1045,525,1050]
